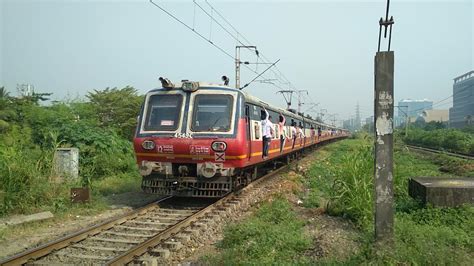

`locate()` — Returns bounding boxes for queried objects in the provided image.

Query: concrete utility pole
[374,0,395,244]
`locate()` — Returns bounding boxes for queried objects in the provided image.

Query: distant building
[449,71,474,128]
[343,119,354,131]
[416,110,449,124]
[398,99,433,119]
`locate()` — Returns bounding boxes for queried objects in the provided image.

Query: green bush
[56,121,137,179]
[0,127,70,215]
[404,128,474,154]
[0,87,142,216]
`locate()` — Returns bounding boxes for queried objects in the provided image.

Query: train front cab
[134,83,247,197]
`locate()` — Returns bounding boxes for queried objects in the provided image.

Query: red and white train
[133,80,349,197]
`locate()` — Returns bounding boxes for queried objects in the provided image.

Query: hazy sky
[1,0,473,123]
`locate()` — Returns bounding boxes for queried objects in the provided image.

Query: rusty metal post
[374,51,394,242]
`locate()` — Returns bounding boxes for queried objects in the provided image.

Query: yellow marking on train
[227,154,248,159]
[136,138,334,160]
[136,153,247,160]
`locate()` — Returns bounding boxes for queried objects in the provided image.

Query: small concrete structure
[53,148,79,180]
[0,211,54,228]
[409,177,474,207]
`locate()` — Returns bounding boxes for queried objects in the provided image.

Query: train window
[191,94,234,132]
[144,94,182,131]
[268,110,279,123]
[254,121,261,139]
[249,104,261,120]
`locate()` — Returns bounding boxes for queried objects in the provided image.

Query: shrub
[404,128,474,155]
[0,127,70,215]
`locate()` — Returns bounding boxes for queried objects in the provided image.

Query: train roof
[147,81,347,131]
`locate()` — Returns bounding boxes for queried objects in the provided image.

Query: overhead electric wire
[195,1,249,51]
[149,0,234,60]
[205,0,296,90]
[204,0,253,47]
[241,59,281,90]
[150,0,270,88]
[151,0,297,94]
[191,0,261,77]
[198,0,288,87]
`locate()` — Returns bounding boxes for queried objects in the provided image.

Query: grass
[208,136,473,265]
[304,137,474,264]
[203,197,311,265]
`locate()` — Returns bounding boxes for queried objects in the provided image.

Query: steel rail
[0,196,173,266]
[406,145,473,160]
[106,165,290,265]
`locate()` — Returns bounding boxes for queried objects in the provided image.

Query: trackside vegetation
[204,197,311,265]
[402,126,474,155]
[0,86,142,217]
[209,134,473,264]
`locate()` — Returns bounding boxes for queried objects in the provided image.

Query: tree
[87,86,143,139]
[0,87,10,99]
[0,87,16,132]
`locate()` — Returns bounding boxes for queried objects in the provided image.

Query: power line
[194,1,243,48]
[205,0,295,90]
[149,0,234,60]
[151,0,296,95]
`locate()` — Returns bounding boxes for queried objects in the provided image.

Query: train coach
[133,80,349,197]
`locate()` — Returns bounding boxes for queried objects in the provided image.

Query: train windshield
[143,94,183,131]
[191,94,233,132]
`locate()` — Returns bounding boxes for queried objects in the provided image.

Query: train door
[245,104,252,160]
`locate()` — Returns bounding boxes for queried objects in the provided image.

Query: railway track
[406,145,473,160]
[0,163,290,265]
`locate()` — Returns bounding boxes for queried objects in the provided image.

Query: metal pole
[374,51,394,243]
[405,112,408,137]
[235,47,240,89]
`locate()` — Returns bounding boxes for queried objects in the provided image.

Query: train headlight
[141,140,156,150]
[211,141,227,152]
[201,162,217,178]
[181,81,199,92]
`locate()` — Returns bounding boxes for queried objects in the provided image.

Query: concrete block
[1,211,54,226]
[409,177,474,207]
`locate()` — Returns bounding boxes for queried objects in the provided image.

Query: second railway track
[405,144,473,160]
[0,162,291,265]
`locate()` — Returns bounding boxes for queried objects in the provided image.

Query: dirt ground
[0,191,161,259]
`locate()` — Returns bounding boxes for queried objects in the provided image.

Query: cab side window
[249,104,262,140]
